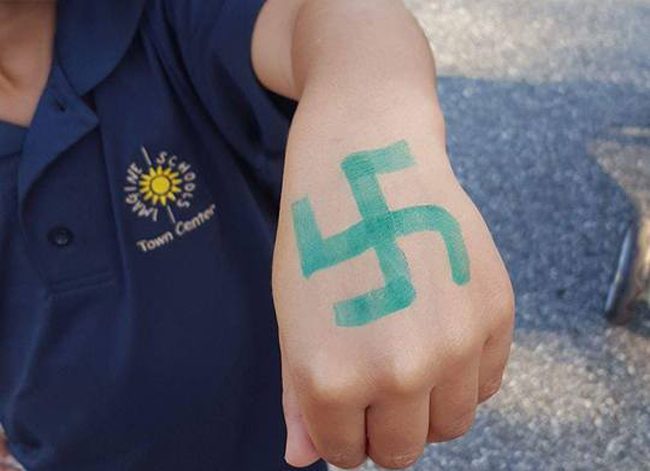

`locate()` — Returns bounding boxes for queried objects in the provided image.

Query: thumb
[282,361,320,468]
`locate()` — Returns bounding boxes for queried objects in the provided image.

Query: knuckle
[479,376,503,402]
[497,291,516,327]
[442,331,481,367]
[302,369,361,406]
[429,411,476,442]
[378,355,431,396]
[382,370,425,396]
[488,276,516,326]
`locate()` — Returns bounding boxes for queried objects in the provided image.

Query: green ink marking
[292,140,470,327]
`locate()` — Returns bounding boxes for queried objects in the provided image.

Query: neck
[0,2,56,90]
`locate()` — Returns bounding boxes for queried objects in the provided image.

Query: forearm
[279,0,458,219]
[273,0,476,336]
[255,0,449,158]
[288,0,447,155]
[258,2,514,467]
[292,0,436,102]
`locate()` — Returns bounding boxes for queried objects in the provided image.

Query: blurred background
[335,0,650,469]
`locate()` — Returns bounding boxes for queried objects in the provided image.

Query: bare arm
[253,2,514,468]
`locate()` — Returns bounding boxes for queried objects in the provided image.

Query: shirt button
[47,226,74,247]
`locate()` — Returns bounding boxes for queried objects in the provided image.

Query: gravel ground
[336,1,650,470]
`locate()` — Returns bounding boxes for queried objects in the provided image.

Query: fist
[273,139,514,469]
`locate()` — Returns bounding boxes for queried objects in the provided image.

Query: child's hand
[254,0,515,468]
[273,136,513,468]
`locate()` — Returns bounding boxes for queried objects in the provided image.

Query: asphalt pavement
[338,1,650,470]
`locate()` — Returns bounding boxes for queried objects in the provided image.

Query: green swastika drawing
[292,140,470,327]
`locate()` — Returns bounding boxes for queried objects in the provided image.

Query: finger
[283,366,321,468]
[299,380,367,469]
[366,394,429,469]
[478,321,513,403]
[427,359,479,442]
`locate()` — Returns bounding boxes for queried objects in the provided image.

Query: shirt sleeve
[162,0,296,173]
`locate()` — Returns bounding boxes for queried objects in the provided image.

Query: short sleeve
[162,0,296,171]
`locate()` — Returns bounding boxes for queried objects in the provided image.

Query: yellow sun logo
[125,147,197,223]
[138,165,183,206]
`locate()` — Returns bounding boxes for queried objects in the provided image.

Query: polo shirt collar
[18,0,147,205]
[0,121,27,157]
[56,0,148,95]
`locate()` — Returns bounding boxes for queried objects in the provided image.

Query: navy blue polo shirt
[0,1,326,470]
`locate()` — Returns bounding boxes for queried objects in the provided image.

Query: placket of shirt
[17,60,115,292]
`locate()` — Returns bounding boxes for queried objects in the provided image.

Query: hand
[273,137,514,469]
[257,2,514,467]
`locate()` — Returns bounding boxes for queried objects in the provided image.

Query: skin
[292,139,470,327]
[0,4,56,467]
[0,1,55,127]
[0,0,514,469]
[253,0,515,469]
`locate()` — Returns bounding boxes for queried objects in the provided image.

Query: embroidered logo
[124,146,216,253]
